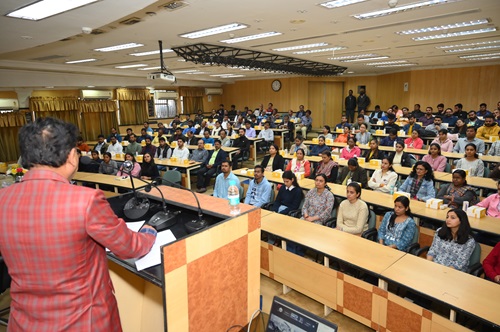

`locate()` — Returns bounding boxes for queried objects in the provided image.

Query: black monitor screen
[266,296,338,332]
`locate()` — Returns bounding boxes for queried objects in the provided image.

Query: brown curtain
[79,100,119,141]
[116,88,150,125]
[0,112,27,162]
[30,97,80,127]
[179,87,204,114]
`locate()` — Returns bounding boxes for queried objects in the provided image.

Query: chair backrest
[469,242,481,267]
[444,163,451,173]
[367,209,376,229]
[162,170,182,186]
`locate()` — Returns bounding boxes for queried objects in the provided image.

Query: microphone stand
[121,160,151,220]
[153,177,208,233]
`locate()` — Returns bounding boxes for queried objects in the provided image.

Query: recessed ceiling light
[137,66,162,71]
[444,45,500,53]
[320,0,367,9]
[180,23,248,39]
[172,70,200,73]
[6,0,98,21]
[45,86,54,89]
[115,64,148,69]
[464,56,500,61]
[293,46,346,54]
[273,43,329,51]
[396,19,488,35]
[328,53,378,60]
[412,27,497,41]
[65,58,97,64]
[186,72,207,75]
[353,0,462,20]
[341,56,389,62]
[129,49,174,56]
[220,32,282,44]
[374,63,418,67]
[210,74,246,78]
[459,52,500,59]
[437,40,500,49]
[366,60,408,65]
[87,85,95,88]
[94,43,144,52]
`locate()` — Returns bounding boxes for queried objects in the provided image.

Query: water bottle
[284,148,288,156]
[389,185,395,195]
[228,180,241,216]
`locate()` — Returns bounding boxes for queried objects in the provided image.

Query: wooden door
[308,81,343,129]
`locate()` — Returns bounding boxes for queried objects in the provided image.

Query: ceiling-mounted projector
[147,72,176,82]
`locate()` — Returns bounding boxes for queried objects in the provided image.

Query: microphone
[120,160,152,221]
[152,177,207,233]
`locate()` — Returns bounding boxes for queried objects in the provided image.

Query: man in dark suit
[196,139,228,193]
[335,157,368,188]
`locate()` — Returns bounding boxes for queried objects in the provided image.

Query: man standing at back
[0,117,156,331]
[357,88,370,113]
[345,89,357,123]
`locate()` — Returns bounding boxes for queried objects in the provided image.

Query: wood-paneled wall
[221,65,500,127]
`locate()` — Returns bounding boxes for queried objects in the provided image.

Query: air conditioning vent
[0,98,19,111]
[80,90,113,100]
[90,29,105,35]
[119,17,142,25]
[205,88,223,95]
[162,1,188,11]
[155,91,178,99]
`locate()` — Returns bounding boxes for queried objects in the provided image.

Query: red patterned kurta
[0,169,155,331]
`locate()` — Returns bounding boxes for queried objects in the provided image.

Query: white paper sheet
[135,229,177,271]
[106,221,146,252]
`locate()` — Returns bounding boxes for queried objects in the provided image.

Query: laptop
[266,296,338,332]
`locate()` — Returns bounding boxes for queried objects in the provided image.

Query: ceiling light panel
[437,40,500,49]
[65,58,97,64]
[353,0,462,20]
[6,0,98,21]
[273,43,329,51]
[137,66,162,71]
[375,63,418,67]
[365,60,408,65]
[220,32,282,44]
[396,19,488,35]
[115,64,148,69]
[319,0,367,9]
[293,46,346,54]
[129,50,173,56]
[328,53,378,60]
[444,45,500,53]
[464,56,500,61]
[94,43,144,52]
[341,56,389,62]
[180,23,248,39]
[412,27,497,41]
[459,52,500,59]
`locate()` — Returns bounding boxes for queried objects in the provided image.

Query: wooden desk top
[235,169,317,189]
[261,212,406,275]
[73,172,149,189]
[186,145,240,153]
[283,153,322,163]
[381,254,500,325]
[434,173,497,190]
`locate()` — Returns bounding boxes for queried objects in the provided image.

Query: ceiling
[0,0,499,90]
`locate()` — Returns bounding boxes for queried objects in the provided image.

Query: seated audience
[378,196,417,251]
[244,165,272,207]
[422,143,447,172]
[106,136,123,155]
[334,125,352,143]
[363,139,385,162]
[190,139,209,163]
[418,107,434,127]
[399,161,435,201]
[213,160,243,199]
[368,157,398,193]
[309,136,331,156]
[140,153,160,180]
[425,115,444,136]
[383,114,400,133]
[202,130,215,145]
[77,136,90,152]
[289,136,308,155]
[257,121,274,151]
[340,137,362,160]
[312,151,338,182]
[465,110,484,129]
[483,242,500,283]
[431,129,454,152]
[355,123,371,145]
[137,128,153,144]
[318,125,333,140]
[442,108,458,127]
[427,209,476,272]
[196,139,228,193]
[336,157,368,188]
[476,115,500,140]
[244,121,256,138]
[369,105,385,122]
[171,137,190,160]
[299,110,313,138]
[402,114,421,135]
[117,153,141,178]
[404,130,424,150]
[232,128,250,161]
[487,140,500,157]
[451,118,468,138]
[456,143,484,177]
[453,126,485,154]
[336,182,369,236]
[124,134,142,156]
[211,121,222,136]
[261,144,285,172]
[475,180,500,218]
[272,171,303,215]
[99,152,118,175]
[285,148,311,178]
[437,169,478,209]
[352,115,371,133]
[93,135,109,154]
[141,137,157,156]
[123,128,134,142]
[168,127,185,144]
[107,127,122,143]
[154,137,171,159]
[388,140,412,167]
[302,174,335,225]
[380,129,398,147]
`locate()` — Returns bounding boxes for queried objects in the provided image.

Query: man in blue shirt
[442,108,458,127]
[299,110,313,138]
[182,120,197,135]
[137,128,152,143]
[244,165,272,207]
[402,114,421,134]
[380,129,399,147]
[213,160,243,199]
[143,121,154,136]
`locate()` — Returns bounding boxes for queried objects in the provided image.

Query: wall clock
[271,79,282,92]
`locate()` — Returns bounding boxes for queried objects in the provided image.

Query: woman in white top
[368,157,398,193]
[355,123,371,145]
[211,121,222,136]
[336,182,369,236]
[456,143,484,177]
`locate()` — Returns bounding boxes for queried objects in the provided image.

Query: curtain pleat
[79,100,119,141]
[0,113,26,162]
[116,88,150,125]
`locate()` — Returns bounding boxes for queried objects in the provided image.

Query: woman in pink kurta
[431,129,454,153]
[404,130,424,150]
[340,137,362,160]
[422,143,447,172]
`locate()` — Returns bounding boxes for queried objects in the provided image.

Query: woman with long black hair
[377,196,417,251]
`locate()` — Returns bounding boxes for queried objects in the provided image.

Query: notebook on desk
[266,296,338,332]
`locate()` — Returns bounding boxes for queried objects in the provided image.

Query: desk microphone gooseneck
[121,160,151,220]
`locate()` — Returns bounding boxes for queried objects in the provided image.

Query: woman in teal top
[378,196,417,252]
